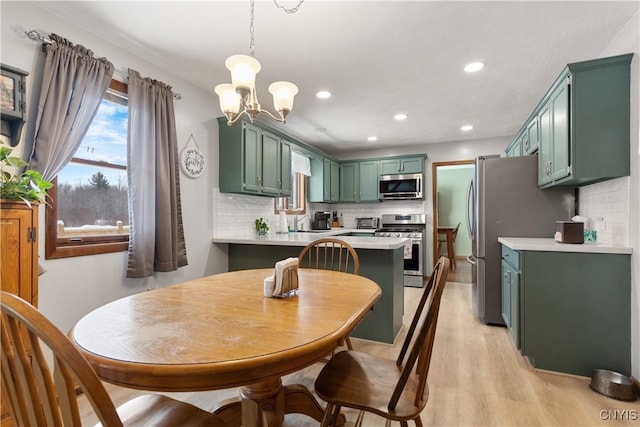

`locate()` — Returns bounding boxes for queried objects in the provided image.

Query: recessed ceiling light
[461,125,473,131]
[394,113,408,121]
[367,136,378,142]
[464,62,485,73]
[316,90,331,99]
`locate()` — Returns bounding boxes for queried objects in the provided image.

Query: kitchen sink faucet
[294,213,310,231]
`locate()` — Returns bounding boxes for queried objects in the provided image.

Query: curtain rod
[25,30,182,100]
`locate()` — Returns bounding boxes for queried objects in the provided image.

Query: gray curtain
[29,34,114,180]
[126,69,187,278]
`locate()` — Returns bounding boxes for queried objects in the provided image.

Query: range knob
[395,233,401,238]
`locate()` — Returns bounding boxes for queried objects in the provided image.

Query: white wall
[437,166,474,257]
[583,10,639,379]
[1,1,228,335]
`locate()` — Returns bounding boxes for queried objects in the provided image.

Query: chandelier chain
[272,0,305,14]
[249,0,304,56]
[249,0,255,57]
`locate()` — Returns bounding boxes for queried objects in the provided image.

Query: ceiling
[32,1,639,155]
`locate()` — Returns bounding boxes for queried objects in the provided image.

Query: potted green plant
[254,217,269,236]
[0,145,52,207]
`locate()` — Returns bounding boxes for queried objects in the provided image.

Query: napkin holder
[273,264,299,298]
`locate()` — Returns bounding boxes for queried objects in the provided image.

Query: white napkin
[274,257,298,295]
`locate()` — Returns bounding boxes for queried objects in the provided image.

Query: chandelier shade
[214,83,241,115]
[268,81,299,113]
[225,55,261,91]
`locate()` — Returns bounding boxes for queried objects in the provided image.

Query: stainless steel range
[375,213,426,287]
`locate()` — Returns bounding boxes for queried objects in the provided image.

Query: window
[275,173,306,214]
[45,80,129,259]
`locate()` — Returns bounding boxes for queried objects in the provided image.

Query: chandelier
[215,0,303,126]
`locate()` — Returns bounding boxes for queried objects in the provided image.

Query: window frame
[45,79,129,259]
[274,173,307,215]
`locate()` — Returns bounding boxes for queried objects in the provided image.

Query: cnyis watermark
[599,409,638,421]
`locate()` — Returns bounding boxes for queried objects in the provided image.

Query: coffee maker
[312,212,332,230]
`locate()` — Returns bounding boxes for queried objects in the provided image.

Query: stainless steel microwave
[378,173,423,200]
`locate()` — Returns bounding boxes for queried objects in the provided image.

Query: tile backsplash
[212,187,427,235]
[577,176,630,246]
[212,188,283,235]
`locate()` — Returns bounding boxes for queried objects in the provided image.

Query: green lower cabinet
[501,258,520,348]
[509,248,631,377]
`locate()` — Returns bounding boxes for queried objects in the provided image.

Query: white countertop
[212,228,408,250]
[498,237,632,254]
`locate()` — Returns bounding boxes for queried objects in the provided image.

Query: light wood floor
[446,257,472,284]
[80,278,639,426]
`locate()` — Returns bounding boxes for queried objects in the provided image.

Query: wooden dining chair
[0,291,226,427]
[450,222,461,269]
[298,238,360,275]
[298,238,360,351]
[314,256,450,427]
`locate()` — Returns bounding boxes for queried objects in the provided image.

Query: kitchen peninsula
[212,230,407,344]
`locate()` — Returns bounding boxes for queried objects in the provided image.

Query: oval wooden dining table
[71,268,381,427]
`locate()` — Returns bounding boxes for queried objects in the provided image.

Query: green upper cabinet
[539,80,571,186]
[260,133,292,195]
[261,130,281,194]
[379,156,424,175]
[537,100,552,186]
[505,133,523,157]
[329,160,339,201]
[508,116,539,157]
[339,162,358,202]
[358,160,379,201]
[218,118,291,196]
[513,54,632,188]
[280,139,292,195]
[309,157,340,203]
[240,122,262,193]
[339,160,380,203]
[523,117,539,155]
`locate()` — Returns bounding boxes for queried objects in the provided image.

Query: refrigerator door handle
[465,178,475,239]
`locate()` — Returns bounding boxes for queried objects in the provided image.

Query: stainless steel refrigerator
[466,155,575,325]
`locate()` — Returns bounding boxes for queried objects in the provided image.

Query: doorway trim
[431,159,474,267]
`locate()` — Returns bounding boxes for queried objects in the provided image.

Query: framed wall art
[1,64,29,146]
